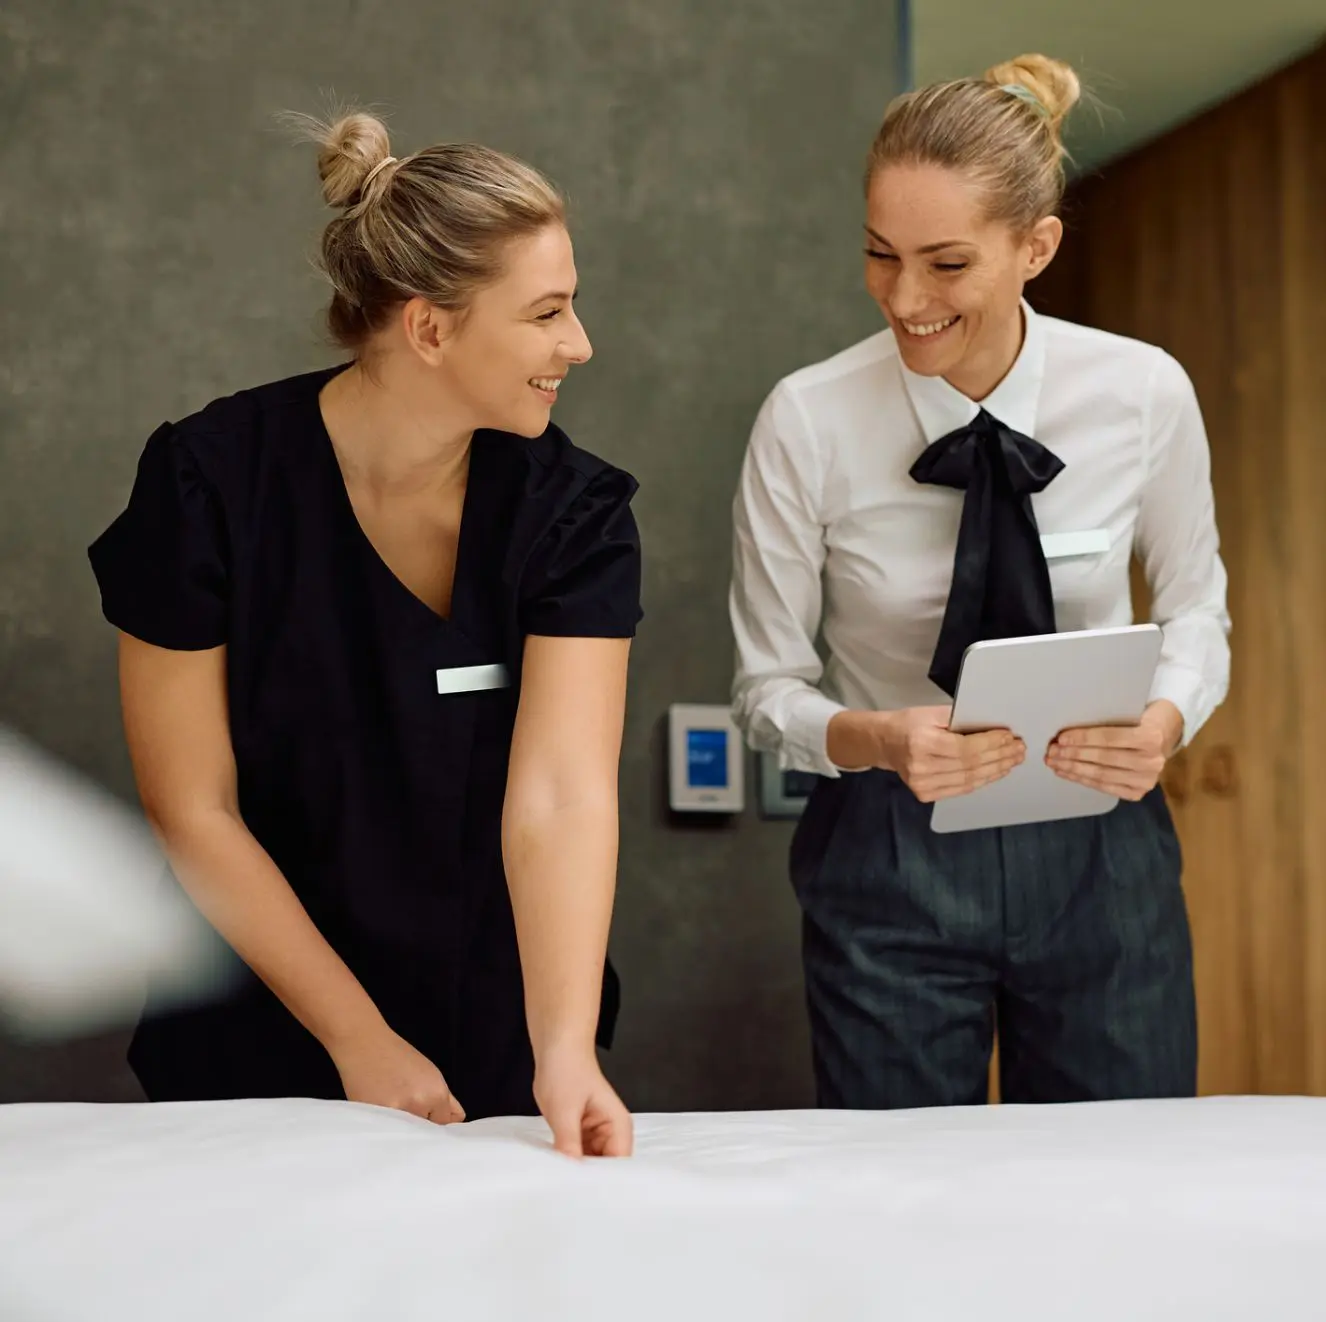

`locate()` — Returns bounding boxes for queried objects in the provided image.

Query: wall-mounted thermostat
[667,704,744,813]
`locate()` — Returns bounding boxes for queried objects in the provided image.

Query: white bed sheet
[1,1095,1323,1321]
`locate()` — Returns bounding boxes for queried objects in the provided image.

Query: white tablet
[929,624,1163,834]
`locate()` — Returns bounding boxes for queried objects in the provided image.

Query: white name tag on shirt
[1040,529,1111,560]
[435,663,510,695]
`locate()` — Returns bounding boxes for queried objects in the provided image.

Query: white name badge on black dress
[435,663,510,695]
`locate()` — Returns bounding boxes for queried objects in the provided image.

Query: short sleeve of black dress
[519,466,643,639]
[88,423,228,650]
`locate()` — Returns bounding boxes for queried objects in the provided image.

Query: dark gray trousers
[790,770,1197,1109]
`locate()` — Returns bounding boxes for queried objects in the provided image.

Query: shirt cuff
[781,691,856,778]
[1148,664,1209,748]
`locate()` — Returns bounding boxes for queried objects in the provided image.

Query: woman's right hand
[328,1025,466,1124]
[875,706,1024,802]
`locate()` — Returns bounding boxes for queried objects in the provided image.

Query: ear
[399,297,460,366]
[1023,214,1063,281]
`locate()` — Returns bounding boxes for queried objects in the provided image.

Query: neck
[943,304,1026,403]
[320,356,472,497]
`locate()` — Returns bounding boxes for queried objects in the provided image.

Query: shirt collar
[897,298,1047,444]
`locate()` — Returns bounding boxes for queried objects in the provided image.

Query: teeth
[529,377,562,391]
[903,316,958,338]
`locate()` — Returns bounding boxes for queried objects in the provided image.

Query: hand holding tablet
[930,624,1165,833]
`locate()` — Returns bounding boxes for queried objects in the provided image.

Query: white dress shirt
[729,301,1231,778]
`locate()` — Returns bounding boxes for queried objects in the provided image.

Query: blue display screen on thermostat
[686,728,729,788]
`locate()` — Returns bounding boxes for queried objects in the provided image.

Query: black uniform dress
[88,365,642,1118]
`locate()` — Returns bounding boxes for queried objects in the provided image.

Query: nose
[562,308,592,365]
[888,264,929,322]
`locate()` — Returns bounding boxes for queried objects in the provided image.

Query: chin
[502,410,553,439]
[897,344,961,379]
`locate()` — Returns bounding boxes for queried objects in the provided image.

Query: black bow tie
[910,408,1065,697]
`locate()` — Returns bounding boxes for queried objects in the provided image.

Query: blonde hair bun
[282,109,393,209]
[983,54,1081,131]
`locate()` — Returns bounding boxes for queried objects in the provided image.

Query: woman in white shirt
[729,54,1230,1109]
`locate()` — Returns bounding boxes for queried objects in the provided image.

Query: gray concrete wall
[0,1,899,1108]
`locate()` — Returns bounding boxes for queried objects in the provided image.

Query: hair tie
[999,83,1049,117]
[360,155,398,193]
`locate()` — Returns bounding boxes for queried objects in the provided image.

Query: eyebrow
[524,288,578,310]
[864,227,972,254]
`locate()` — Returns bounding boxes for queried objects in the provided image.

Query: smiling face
[399,222,592,438]
[863,162,1061,399]
[441,222,592,437]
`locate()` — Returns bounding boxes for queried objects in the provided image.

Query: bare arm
[502,633,632,1155]
[118,633,462,1120]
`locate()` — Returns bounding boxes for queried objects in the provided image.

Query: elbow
[503,772,619,834]
[731,666,787,748]
[730,680,754,743]
[501,788,620,880]
[140,796,241,856]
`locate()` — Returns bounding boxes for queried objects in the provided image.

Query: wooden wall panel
[1030,42,1326,1096]
[1280,66,1326,1095]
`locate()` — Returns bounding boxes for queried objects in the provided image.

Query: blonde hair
[282,109,566,353]
[865,54,1082,233]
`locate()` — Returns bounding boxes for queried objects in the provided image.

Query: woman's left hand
[533,1045,634,1159]
[1046,700,1184,801]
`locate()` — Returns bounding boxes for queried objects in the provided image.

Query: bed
[1,1095,1322,1320]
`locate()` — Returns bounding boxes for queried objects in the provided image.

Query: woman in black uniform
[89,112,640,1156]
